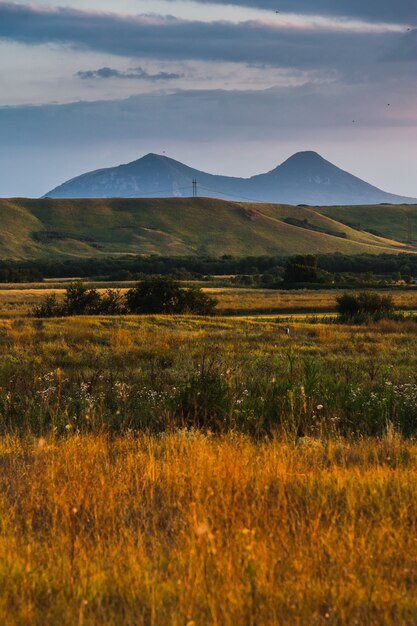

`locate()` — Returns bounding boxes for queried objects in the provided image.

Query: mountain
[44,153,245,201]
[44,151,416,205]
[0,197,415,260]
[247,152,416,205]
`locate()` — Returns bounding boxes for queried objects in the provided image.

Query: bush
[33,278,217,318]
[64,282,102,315]
[336,291,396,323]
[98,289,127,315]
[178,286,218,315]
[33,294,64,318]
[125,276,183,314]
[125,276,217,315]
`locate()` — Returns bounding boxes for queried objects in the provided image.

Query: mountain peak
[137,152,168,163]
[280,151,329,167]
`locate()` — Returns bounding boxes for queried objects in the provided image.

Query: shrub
[125,276,184,314]
[33,294,64,318]
[336,291,396,323]
[34,278,217,318]
[125,276,217,315]
[178,286,218,315]
[98,289,127,315]
[64,282,102,315]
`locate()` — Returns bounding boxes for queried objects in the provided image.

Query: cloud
[0,1,412,76]
[76,66,183,80]
[174,0,417,25]
[1,81,415,151]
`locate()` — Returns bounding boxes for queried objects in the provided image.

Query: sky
[0,0,416,197]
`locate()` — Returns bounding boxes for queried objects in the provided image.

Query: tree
[64,282,101,315]
[179,286,217,315]
[336,291,396,323]
[125,276,184,314]
[125,276,217,315]
[284,255,319,283]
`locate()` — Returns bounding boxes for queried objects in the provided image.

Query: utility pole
[192,179,198,197]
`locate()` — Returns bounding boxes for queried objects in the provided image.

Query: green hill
[317,204,417,245]
[0,197,415,260]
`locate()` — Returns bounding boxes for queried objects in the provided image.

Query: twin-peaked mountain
[44,151,416,206]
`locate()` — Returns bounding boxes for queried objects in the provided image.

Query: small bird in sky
[275,10,280,13]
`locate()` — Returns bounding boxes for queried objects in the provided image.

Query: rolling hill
[0,197,416,260]
[44,151,417,206]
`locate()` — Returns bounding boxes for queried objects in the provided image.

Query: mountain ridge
[44,151,417,206]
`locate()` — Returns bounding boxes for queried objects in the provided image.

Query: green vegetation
[319,204,417,245]
[2,251,417,289]
[33,278,217,317]
[0,197,415,260]
[0,312,416,437]
[336,291,397,323]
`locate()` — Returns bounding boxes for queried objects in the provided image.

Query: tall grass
[0,316,416,437]
[0,433,416,625]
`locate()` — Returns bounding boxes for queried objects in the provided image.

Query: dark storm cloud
[76,67,183,80]
[178,0,417,25]
[0,2,412,73]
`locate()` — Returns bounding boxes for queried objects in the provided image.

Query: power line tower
[192,179,198,197]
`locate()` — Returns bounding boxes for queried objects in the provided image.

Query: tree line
[1,252,416,283]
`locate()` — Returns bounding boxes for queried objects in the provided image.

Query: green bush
[33,278,217,318]
[125,276,217,315]
[64,282,102,315]
[336,291,396,323]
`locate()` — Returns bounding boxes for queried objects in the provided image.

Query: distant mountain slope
[0,197,415,260]
[44,151,417,206]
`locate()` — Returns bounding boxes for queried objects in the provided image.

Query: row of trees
[2,252,417,283]
[34,277,217,317]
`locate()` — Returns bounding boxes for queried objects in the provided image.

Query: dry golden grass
[1,432,416,625]
[204,287,417,314]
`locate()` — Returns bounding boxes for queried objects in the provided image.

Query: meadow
[1,289,417,624]
[1,283,417,317]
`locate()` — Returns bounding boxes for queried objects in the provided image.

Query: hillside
[0,197,416,260]
[44,152,417,206]
[317,204,417,245]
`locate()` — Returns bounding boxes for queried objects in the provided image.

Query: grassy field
[2,284,417,318]
[1,197,415,259]
[2,433,417,625]
[1,291,417,623]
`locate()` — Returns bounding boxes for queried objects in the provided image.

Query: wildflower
[316,404,323,411]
